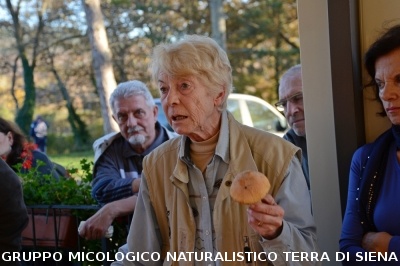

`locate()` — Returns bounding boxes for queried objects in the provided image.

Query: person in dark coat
[275,64,310,189]
[0,117,61,180]
[0,158,28,266]
[29,115,48,153]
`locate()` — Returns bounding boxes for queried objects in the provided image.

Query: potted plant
[19,158,97,249]
[19,157,128,266]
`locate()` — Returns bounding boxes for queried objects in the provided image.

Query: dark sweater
[283,128,310,189]
[0,159,28,265]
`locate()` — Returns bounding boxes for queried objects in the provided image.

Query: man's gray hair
[109,80,154,114]
[279,64,302,91]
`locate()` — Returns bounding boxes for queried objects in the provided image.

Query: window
[245,99,279,132]
[227,99,242,123]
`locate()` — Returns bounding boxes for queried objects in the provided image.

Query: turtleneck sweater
[189,131,220,174]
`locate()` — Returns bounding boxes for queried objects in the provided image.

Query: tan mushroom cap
[230,170,271,205]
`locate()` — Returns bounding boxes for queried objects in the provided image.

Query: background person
[0,117,61,179]
[29,115,48,153]
[79,80,176,240]
[340,24,400,263]
[125,35,318,265]
[0,159,28,266]
[0,117,70,266]
[275,64,310,189]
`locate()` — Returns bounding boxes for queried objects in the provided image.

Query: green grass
[49,150,94,169]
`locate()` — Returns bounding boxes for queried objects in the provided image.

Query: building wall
[297,1,342,264]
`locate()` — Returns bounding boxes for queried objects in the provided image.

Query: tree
[47,51,91,149]
[0,0,301,153]
[5,0,45,134]
[81,0,118,134]
[209,0,226,50]
[225,0,299,102]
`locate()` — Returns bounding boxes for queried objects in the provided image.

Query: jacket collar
[217,111,259,203]
[93,122,175,164]
[171,110,259,200]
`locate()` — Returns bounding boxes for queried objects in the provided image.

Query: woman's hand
[247,194,284,240]
[362,232,392,253]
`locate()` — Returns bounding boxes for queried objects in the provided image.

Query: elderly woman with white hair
[125,35,318,266]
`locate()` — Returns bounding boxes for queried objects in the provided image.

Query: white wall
[359,0,400,142]
[297,1,342,265]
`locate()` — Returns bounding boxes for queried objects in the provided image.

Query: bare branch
[279,32,299,51]
[31,1,46,69]
[10,56,19,110]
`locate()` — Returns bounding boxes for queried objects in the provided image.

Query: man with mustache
[275,64,309,189]
[79,80,176,240]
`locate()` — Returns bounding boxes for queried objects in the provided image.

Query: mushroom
[230,170,271,204]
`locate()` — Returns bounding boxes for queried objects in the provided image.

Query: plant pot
[22,208,78,249]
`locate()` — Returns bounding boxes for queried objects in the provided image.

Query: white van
[155,93,288,137]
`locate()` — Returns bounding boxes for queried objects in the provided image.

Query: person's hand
[247,194,284,240]
[132,177,141,193]
[362,232,392,253]
[78,204,114,240]
[79,195,137,239]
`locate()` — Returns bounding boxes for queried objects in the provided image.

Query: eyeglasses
[275,92,303,111]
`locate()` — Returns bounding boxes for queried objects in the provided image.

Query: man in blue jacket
[79,80,176,239]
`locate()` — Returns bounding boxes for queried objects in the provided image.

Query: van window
[155,101,173,131]
[227,99,242,123]
[245,99,278,132]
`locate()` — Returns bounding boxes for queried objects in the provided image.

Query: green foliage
[45,121,102,154]
[1,0,300,146]
[19,158,96,206]
[226,0,300,103]
[47,134,77,154]
[49,150,94,170]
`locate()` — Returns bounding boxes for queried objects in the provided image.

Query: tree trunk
[50,57,91,150]
[81,0,118,134]
[15,56,36,135]
[6,0,39,134]
[209,0,226,51]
